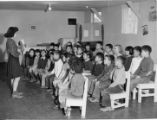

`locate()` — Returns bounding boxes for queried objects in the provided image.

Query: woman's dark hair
[4,27,19,38]
[125,46,134,55]
[141,45,152,53]
[134,46,141,54]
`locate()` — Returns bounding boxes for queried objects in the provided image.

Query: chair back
[125,72,131,97]
[82,76,89,105]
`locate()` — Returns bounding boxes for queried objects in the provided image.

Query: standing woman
[5,27,23,99]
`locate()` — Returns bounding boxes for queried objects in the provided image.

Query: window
[122,5,138,34]
[91,12,102,23]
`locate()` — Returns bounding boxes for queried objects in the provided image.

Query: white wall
[0,10,84,62]
[101,0,157,63]
[0,10,84,47]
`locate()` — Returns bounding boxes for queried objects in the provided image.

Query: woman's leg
[11,78,14,87]
[12,77,23,98]
[13,77,20,92]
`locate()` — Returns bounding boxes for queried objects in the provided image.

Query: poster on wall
[84,30,89,37]
[95,30,100,36]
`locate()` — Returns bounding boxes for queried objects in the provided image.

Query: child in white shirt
[128,46,143,75]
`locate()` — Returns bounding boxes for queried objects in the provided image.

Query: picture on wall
[142,25,149,36]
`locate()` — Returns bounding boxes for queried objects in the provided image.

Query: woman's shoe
[12,92,23,99]
[17,92,23,96]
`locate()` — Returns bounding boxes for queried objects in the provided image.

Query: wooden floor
[0,63,157,119]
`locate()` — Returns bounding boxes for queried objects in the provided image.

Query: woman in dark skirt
[5,27,23,99]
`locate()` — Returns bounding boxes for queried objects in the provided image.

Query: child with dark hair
[89,55,115,102]
[93,42,104,56]
[46,50,63,93]
[34,49,48,84]
[100,56,126,112]
[124,46,134,71]
[87,53,104,94]
[29,49,40,82]
[83,51,93,73]
[40,52,54,88]
[128,46,143,75]
[92,52,104,76]
[85,43,93,56]
[104,44,113,55]
[130,45,154,91]
[59,59,85,114]
[54,44,59,51]
[66,45,73,55]
[69,45,83,70]
[25,49,35,80]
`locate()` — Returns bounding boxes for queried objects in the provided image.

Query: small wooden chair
[110,72,130,109]
[65,75,88,118]
[132,64,157,103]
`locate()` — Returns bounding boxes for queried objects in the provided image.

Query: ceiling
[0,0,148,11]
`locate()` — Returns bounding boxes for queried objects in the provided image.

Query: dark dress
[6,38,23,78]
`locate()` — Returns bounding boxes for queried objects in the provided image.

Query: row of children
[24,41,154,114]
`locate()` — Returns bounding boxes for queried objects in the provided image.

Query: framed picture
[142,25,149,36]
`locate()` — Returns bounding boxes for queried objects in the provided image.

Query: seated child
[40,52,54,88]
[53,53,70,95]
[34,49,48,84]
[93,42,104,56]
[54,44,59,51]
[25,49,35,80]
[45,51,63,93]
[100,56,126,112]
[113,44,124,59]
[88,53,104,94]
[69,45,83,70]
[128,46,143,75]
[89,55,115,102]
[124,46,133,71]
[85,43,93,56]
[104,44,113,55]
[83,51,93,73]
[59,59,85,115]
[66,45,73,55]
[130,45,154,91]
[29,49,40,82]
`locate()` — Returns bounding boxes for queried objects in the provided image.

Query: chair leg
[110,99,114,110]
[138,89,142,103]
[81,106,86,118]
[132,89,137,100]
[125,98,129,107]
